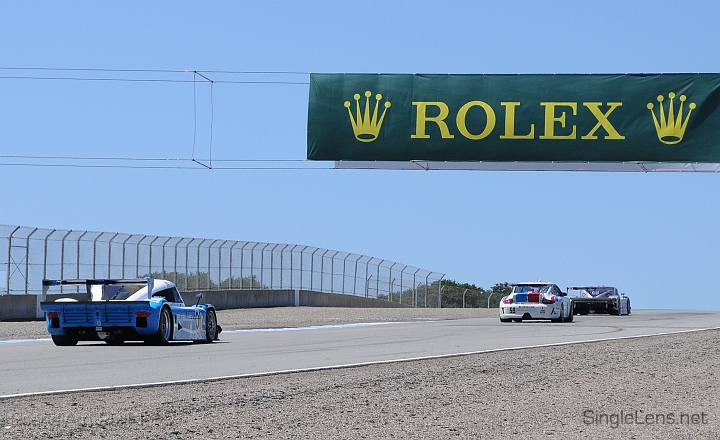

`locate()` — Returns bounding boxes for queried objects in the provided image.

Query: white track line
[223,321,403,332]
[0,338,50,344]
[0,322,405,345]
[2,325,719,400]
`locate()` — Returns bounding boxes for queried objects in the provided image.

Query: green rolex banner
[307,73,720,164]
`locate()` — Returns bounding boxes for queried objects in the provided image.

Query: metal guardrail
[0,225,445,307]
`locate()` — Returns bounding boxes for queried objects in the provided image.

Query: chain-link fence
[0,225,445,307]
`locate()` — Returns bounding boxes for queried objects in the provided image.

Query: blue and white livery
[40,278,221,346]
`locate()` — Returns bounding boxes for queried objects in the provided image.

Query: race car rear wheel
[552,305,566,323]
[204,309,218,342]
[151,307,173,345]
[51,334,78,346]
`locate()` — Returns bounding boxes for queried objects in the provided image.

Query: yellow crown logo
[647,92,696,145]
[344,91,391,142]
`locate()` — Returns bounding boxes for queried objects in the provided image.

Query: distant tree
[145,271,266,291]
[219,275,264,289]
[436,280,511,308]
[486,282,512,308]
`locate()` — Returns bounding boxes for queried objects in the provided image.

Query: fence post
[341,253,350,294]
[424,274,430,308]
[207,239,219,289]
[268,243,279,289]
[173,237,187,286]
[147,236,160,278]
[92,232,105,279]
[248,242,259,288]
[196,239,209,290]
[412,268,420,307]
[388,262,397,301]
[277,244,286,289]
[76,231,88,279]
[239,242,250,288]
[257,243,269,289]
[399,265,407,304]
[107,232,119,279]
[310,248,320,291]
[136,235,147,280]
[228,241,239,289]
[185,238,197,291]
[329,250,338,293]
[376,259,384,300]
[297,245,307,290]
[396,265,404,303]
[158,237,171,280]
[438,275,445,308]
[59,230,72,290]
[6,226,20,293]
[22,228,38,294]
[121,235,132,279]
[317,249,327,292]
[217,240,228,290]
[352,255,360,296]
[42,229,56,282]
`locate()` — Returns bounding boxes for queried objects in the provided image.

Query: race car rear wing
[42,278,155,301]
[567,286,618,292]
[505,282,553,287]
[566,286,621,297]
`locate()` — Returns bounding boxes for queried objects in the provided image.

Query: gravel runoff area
[1,308,719,439]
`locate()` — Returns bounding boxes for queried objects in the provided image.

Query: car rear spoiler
[566,286,623,296]
[42,278,155,301]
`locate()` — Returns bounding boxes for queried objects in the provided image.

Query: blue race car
[40,278,221,346]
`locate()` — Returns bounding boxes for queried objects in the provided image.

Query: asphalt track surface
[2,309,718,398]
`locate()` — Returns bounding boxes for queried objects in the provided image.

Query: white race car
[499,282,573,323]
[567,286,630,315]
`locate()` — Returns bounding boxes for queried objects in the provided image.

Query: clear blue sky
[2,1,719,309]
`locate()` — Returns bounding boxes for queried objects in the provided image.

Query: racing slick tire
[150,306,173,345]
[566,307,574,322]
[203,308,218,342]
[51,334,78,346]
[552,304,567,323]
